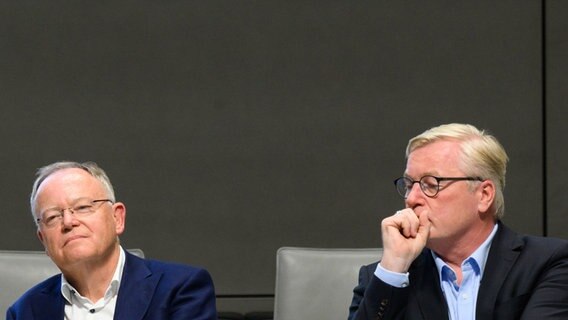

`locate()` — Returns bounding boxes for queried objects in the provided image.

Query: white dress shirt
[61,247,126,320]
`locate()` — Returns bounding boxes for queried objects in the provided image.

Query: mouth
[64,235,86,246]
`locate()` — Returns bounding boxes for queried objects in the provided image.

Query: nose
[405,182,423,206]
[61,209,77,228]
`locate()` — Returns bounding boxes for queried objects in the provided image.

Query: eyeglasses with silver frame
[36,199,114,228]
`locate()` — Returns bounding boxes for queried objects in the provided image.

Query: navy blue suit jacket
[6,251,217,320]
[349,222,568,320]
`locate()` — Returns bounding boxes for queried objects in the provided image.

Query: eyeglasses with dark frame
[36,199,114,228]
[394,175,484,198]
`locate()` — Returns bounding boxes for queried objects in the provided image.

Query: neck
[429,221,496,283]
[62,245,121,301]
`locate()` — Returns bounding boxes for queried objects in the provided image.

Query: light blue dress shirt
[375,224,498,320]
[432,224,498,320]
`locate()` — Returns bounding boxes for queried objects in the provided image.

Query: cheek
[426,200,455,222]
[95,219,118,238]
[38,233,58,252]
[38,230,51,243]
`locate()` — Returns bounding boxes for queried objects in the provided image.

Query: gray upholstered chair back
[0,249,144,316]
[273,247,382,320]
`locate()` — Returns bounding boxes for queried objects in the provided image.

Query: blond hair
[407,123,508,219]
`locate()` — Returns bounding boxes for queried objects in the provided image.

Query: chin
[425,233,442,249]
[62,245,96,260]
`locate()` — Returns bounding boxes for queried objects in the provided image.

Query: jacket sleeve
[169,267,218,320]
[349,263,410,320]
[6,307,15,320]
[517,241,568,320]
[348,264,372,320]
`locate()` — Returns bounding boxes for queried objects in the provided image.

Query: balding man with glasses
[7,161,217,320]
[349,123,568,320]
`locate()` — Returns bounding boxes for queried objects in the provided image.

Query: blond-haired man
[349,123,568,320]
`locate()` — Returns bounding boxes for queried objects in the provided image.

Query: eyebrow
[39,197,99,213]
[404,171,439,179]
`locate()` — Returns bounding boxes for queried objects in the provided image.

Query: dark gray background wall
[547,0,568,238]
[0,0,564,314]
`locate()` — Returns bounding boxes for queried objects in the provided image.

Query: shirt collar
[61,246,126,304]
[432,223,499,279]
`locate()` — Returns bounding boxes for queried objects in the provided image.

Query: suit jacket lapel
[476,222,522,319]
[36,276,65,319]
[113,252,161,320]
[412,250,449,320]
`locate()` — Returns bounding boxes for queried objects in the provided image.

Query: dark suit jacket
[349,222,568,320]
[6,251,217,320]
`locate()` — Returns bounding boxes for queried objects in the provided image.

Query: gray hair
[30,161,116,219]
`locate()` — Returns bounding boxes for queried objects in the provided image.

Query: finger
[398,214,412,237]
[417,210,431,239]
[394,209,409,216]
[396,210,419,238]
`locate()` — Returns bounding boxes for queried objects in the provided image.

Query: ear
[112,202,127,236]
[36,229,50,256]
[477,179,496,214]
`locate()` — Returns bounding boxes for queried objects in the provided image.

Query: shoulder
[498,223,568,255]
[492,223,568,271]
[14,274,60,298]
[145,258,211,276]
[129,252,208,272]
[8,274,60,311]
[517,234,568,259]
[363,261,378,271]
[125,252,213,284]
